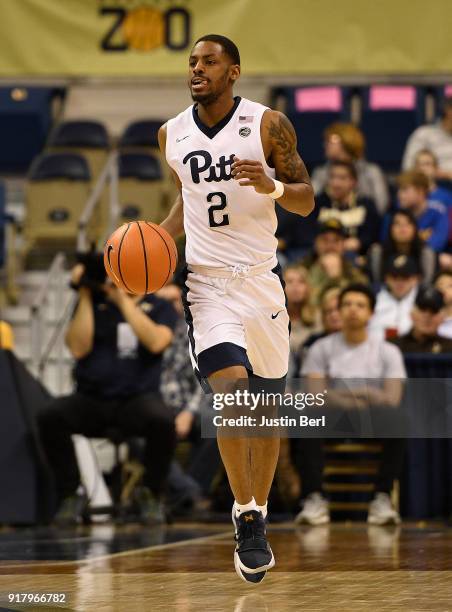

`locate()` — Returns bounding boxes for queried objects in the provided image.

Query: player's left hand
[231,156,277,194]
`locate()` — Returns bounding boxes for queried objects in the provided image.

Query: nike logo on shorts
[271,311,283,319]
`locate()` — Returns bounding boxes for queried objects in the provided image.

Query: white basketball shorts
[181,260,290,386]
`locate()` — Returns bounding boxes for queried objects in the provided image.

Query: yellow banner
[0,0,451,76]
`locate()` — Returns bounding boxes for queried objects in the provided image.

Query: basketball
[104,220,178,294]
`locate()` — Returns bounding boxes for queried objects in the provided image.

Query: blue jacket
[417,201,449,252]
[430,186,452,208]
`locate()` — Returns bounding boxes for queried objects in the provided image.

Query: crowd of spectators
[278,107,452,524]
[32,102,452,527]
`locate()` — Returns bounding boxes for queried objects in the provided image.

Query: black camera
[71,251,107,292]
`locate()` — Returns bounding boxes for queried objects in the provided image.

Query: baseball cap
[415,287,444,313]
[317,218,346,237]
[384,254,419,277]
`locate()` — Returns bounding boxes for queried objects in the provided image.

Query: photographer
[38,253,178,525]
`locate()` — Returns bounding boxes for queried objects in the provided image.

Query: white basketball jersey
[166,97,277,267]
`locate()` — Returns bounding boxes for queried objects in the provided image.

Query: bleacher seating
[323,441,396,520]
[0,86,62,173]
[119,119,174,215]
[271,86,352,171]
[47,120,110,179]
[118,152,168,223]
[271,84,450,174]
[24,152,95,254]
[358,85,426,172]
[119,120,161,149]
[8,80,452,524]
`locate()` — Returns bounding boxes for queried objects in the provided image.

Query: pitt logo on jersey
[183,150,235,184]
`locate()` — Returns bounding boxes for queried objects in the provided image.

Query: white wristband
[268,179,285,200]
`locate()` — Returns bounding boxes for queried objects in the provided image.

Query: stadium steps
[324,483,375,493]
[323,442,386,520]
[2,269,74,395]
[325,443,382,453]
[329,501,370,512]
[324,463,379,476]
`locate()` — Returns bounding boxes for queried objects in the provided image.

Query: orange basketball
[104,221,178,294]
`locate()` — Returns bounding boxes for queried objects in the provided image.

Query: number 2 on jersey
[207,192,230,228]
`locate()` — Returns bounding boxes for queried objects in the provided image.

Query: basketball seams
[105,220,176,295]
[136,221,149,294]
[117,223,133,293]
[145,221,173,288]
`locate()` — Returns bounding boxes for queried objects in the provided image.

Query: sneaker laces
[235,512,266,547]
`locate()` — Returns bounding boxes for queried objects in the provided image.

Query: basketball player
[158,34,315,583]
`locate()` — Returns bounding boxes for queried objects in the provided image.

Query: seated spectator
[158,282,220,515]
[38,260,178,525]
[391,287,452,353]
[0,320,14,350]
[414,149,452,208]
[301,219,369,304]
[297,286,342,374]
[297,284,406,526]
[312,122,389,214]
[316,161,381,256]
[369,255,420,340]
[284,264,320,355]
[403,97,452,178]
[368,210,436,286]
[434,271,452,339]
[397,171,448,253]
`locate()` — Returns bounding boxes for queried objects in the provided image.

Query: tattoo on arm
[268,113,311,184]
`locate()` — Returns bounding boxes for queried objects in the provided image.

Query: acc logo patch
[239,127,251,138]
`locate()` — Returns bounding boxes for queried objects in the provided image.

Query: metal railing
[29,152,121,393]
[77,150,120,252]
[30,251,73,392]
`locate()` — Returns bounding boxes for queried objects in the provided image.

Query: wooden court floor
[0,522,451,611]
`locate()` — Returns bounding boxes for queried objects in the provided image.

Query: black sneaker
[231,506,267,584]
[233,510,275,580]
[135,487,165,526]
[54,494,87,526]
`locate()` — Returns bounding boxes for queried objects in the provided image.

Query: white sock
[256,501,268,519]
[234,498,257,517]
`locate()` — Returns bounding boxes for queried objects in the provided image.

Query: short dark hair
[339,283,376,312]
[434,269,452,283]
[329,160,358,181]
[193,34,240,65]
